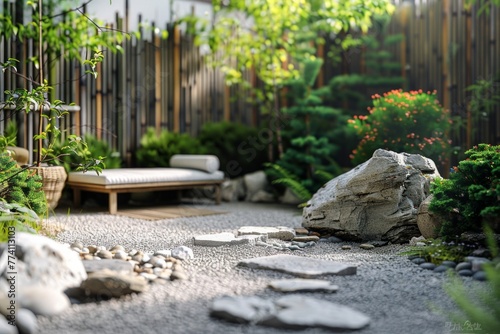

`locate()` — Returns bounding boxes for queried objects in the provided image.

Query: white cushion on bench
[68,168,224,186]
[169,154,220,173]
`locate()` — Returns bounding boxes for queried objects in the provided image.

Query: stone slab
[238,254,356,278]
[268,279,339,293]
[193,232,266,247]
[238,226,296,241]
[83,259,135,274]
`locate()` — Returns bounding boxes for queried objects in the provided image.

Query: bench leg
[73,189,82,209]
[109,192,118,214]
[214,184,221,204]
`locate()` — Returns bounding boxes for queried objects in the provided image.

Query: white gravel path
[36,201,475,334]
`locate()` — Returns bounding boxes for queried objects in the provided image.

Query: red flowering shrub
[348,89,452,167]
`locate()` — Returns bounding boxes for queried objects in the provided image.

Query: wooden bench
[67,156,225,214]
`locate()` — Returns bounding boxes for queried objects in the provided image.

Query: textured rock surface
[238,254,356,277]
[238,226,296,241]
[417,195,443,238]
[4,233,87,291]
[243,171,269,201]
[302,149,440,243]
[210,295,370,331]
[193,232,266,246]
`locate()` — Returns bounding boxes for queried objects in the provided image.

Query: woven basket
[31,166,67,209]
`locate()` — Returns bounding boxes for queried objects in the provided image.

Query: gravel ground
[36,200,479,334]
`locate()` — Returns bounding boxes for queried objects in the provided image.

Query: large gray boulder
[302,149,440,243]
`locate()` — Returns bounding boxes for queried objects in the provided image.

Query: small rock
[458,269,473,277]
[71,241,84,250]
[113,250,128,260]
[96,250,113,259]
[171,270,189,280]
[0,316,18,334]
[152,258,168,269]
[141,254,151,264]
[409,236,426,246]
[455,262,472,271]
[128,249,138,256]
[360,244,375,250]
[292,236,320,242]
[319,236,342,243]
[288,245,301,251]
[83,259,135,274]
[433,265,450,273]
[109,245,125,253]
[472,259,491,272]
[341,245,352,250]
[139,273,158,281]
[420,262,436,270]
[441,261,457,268]
[16,308,38,334]
[411,257,426,265]
[154,250,172,258]
[471,248,491,258]
[87,245,98,254]
[172,246,194,260]
[18,286,71,316]
[415,242,426,247]
[472,271,487,281]
[82,269,148,298]
[367,240,389,247]
[294,227,309,235]
[238,226,296,241]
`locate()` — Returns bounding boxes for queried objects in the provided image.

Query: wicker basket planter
[30,165,67,210]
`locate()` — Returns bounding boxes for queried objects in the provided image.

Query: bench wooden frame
[67,179,223,214]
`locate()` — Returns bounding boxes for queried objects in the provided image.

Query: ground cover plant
[430,143,500,240]
[348,89,452,170]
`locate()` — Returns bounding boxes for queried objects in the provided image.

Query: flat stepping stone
[210,295,370,331]
[268,279,338,293]
[193,232,266,247]
[238,226,296,241]
[83,259,135,274]
[292,236,319,242]
[238,254,356,278]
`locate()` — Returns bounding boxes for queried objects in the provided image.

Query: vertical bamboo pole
[465,1,473,150]
[442,0,450,111]
[154,30,162,134]
[224,85,230,121]
[173,26,181,132]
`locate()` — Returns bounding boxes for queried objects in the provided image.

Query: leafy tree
[183,0,395,157]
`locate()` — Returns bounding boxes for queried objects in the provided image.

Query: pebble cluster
[408,255,495,281]
[68,241,192,282]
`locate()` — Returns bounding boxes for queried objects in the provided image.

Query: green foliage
[465,0,500,15]
[429,144,500,239]
[348,89,452,169]
[135,128,204,167]
[0,119,18,151]
[271,59,348,194]
[0,201,41,242]
[0,153,46,217]
[401,239,478,265]
[198,121,269,177]
[443,226,500,333]
[265,163,312,203]
[49,133,121,173]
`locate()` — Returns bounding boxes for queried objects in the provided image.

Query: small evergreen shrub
[135,128,204,167]
[0,153,47,216]
[429,144,500,239]
[348,89,452,168]
[401,239,479,265]
[198,121,269,177]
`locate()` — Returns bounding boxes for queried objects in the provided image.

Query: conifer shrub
[430,144,500,239]
[0,153,46,216]
[348,89,452,169]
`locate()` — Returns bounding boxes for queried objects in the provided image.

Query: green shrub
[50,133,122,173]
[348,89,452,169]
[0,153,47,216]
[198,121,269,177]
[430,144,500,239]
[135,127,204,167]
[401,239,478,265]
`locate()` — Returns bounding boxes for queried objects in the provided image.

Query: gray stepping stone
[210,295,370,331]
[238,254,356,278]
[238,226,296,241]
[261,295,370,330]
[210,295,275,323]
[83,259,135,274]
[292,236,319,242]
[193,232,266,247]
[268,279,339,293]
